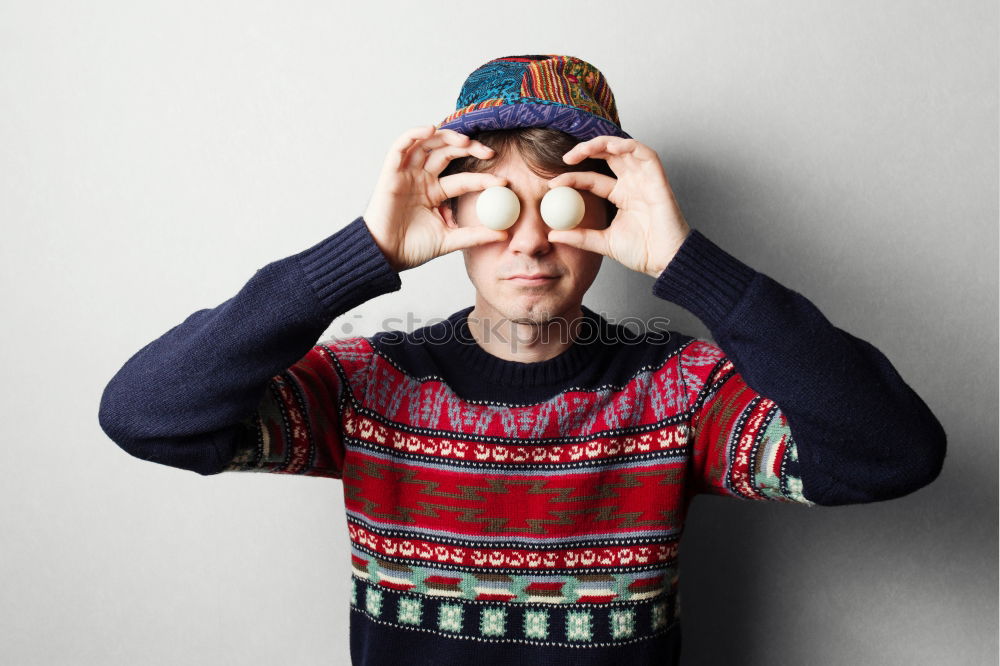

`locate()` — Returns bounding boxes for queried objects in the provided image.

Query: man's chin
[501,297,576,325]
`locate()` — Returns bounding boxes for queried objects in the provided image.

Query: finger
[563,136,645,164]
[422,128,477,149]
[562,135,617,164]
[439,225,509,255]
[546,171,617,200]
[436,172,509,202]
[424,142,496,174]
[387,125,437,171]
[547,227,609,256]
[404,128,493,171]
[603,139,659,162]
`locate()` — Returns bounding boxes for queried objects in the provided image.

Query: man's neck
[466,303,586,363]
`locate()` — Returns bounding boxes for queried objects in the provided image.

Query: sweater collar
[437,304,610,388]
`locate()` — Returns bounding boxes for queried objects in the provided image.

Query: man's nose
[506,208,552,256]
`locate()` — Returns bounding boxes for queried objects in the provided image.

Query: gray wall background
[2,1,996,664]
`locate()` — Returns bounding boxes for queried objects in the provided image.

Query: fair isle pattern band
[224,337,811,508]
[350,575,679,648]
[349,543,679,604]
[346,521,681,573]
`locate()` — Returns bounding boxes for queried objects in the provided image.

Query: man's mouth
[507,273,559,285]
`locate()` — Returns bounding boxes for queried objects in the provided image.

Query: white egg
[476,186,520,230]
[541,187,585,230]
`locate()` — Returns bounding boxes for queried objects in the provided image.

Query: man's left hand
[547,136,692,279]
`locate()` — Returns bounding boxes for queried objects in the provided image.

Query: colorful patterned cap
[436,54,631,142]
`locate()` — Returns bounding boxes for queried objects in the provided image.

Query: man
[98,54,946,665]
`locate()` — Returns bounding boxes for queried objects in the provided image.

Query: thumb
[547,228,608,256]
[440,225,509,254]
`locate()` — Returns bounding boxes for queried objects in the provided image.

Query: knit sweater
[98,216,946,665]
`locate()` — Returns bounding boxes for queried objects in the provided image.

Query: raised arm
[655,229,946,506]
[99,126,512,476]
[545,135,946,506]
[97,217,402,475]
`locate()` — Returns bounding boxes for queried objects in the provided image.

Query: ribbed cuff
[651,229,758,331]
[293,216,402,319]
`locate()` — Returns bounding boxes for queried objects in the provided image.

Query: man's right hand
[362,125,511,272]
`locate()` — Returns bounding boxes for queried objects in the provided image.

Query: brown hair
[440,127,617,227]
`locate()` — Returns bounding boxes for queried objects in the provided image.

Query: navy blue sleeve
[97,216,402,475]
[651,229,947,506]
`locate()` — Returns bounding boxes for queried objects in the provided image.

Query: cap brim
[437,103,631,143]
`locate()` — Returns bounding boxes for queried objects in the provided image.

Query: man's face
[439,150,607,326]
